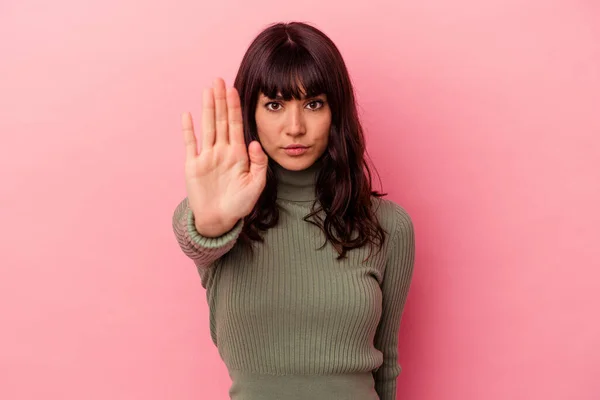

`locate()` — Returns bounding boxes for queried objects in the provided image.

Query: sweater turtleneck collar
[273,158,323,203]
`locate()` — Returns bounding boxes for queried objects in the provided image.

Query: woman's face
[254,90,331,171]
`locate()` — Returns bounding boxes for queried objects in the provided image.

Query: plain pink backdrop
[1,1,599,399]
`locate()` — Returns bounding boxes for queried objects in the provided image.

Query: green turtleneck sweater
[172,161,415,400]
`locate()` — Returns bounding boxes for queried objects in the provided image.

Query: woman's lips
[283,145,309,156]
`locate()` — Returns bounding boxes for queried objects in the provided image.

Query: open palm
[182,78,268,237]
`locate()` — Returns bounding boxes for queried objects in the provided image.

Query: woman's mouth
[283,145,309,156]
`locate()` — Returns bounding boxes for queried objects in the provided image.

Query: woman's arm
[172,197,244,273]
[373,204,416,400]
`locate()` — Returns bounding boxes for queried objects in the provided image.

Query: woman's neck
[273,159,322,203]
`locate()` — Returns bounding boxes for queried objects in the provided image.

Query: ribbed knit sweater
[172,160,415,400]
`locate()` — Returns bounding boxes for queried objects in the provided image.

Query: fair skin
[181,78,331,238]
[255,91,331,171]
[182,78,269,237]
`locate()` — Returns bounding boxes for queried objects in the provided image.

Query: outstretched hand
[182,78,268,237]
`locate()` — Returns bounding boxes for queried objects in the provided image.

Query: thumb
[248,140,268,177]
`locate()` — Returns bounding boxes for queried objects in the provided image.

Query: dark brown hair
[233,21,387,260]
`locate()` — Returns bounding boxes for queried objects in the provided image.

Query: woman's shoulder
[371,196,414,240]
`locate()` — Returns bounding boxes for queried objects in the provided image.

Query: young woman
[172,21,415,400]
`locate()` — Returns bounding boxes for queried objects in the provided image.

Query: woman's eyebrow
[266,93,323,100]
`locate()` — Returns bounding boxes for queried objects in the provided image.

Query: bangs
[258,45,328,100]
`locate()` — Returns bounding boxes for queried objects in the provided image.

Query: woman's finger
[202,87,216,149]
[227,87,245,145]
[213,78,229,144]
[182,111,197,161]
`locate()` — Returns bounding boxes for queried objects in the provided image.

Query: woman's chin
[272,155,316,171]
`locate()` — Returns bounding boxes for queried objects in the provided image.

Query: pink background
[1,1,599,399]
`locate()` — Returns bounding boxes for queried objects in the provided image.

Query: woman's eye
[306,100,324,110]
[265,100,324,111]
[266,102,281,111]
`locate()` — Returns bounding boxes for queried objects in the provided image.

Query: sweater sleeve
[171,197,244,272]
[373,205,415,400]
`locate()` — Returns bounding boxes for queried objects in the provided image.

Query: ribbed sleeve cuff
[186,208,244,251]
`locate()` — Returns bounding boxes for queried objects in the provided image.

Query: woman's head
[234,22,386,259]
[234,22,357,171]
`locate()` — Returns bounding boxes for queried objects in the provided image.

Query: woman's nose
[286,107,306,136]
